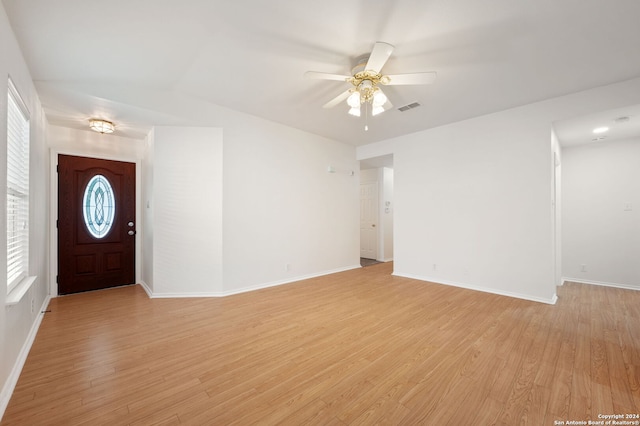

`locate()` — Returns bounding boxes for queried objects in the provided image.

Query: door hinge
[56,275,59,283]
[56,165,59,172]
[56,219,59,228]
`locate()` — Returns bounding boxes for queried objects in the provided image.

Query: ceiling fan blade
[383,72,437,85]
[365,42,394,73]
[322,89,352,108]
[304,71,350,82]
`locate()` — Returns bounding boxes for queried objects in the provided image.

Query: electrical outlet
[285,263,291,272]
[580,264,587,272]
[432,264,437,271]
[31,298,34,314]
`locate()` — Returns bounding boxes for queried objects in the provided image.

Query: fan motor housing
[351,54,370,74]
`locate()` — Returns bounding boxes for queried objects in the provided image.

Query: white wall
[150,126,223,296]
[222,113,360,294]
[48,125,147,160]
[0,3,49,417]
[71,84,361,296]
[561,138,640,289]
[360,169,378,182]
[141,118,358,297]
[391,111,555,303]
[358,77,640,304]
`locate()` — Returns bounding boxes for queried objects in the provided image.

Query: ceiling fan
[305,42,437,124]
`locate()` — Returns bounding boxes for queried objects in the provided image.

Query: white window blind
[7,79,30,293]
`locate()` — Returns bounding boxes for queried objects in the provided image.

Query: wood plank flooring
[2,263,639,425]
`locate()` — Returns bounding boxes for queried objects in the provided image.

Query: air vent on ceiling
[398,102,421,112]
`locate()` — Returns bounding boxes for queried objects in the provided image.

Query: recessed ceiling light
[592,126,609,134]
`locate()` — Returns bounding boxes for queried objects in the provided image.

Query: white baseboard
[393,272,558,305]
[147,265,363,299]
[0,295,52,421]
[138,280,153,298]
[562,277,640,291]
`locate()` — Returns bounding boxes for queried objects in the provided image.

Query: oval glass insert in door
[82,174,115,238]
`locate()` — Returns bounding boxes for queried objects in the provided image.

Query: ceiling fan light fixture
[359,79,373,90]
[373,90,387,106]
[89,119,115,134]
[347,91,361,108]
[371,105,385,116]
[306,41,437,126]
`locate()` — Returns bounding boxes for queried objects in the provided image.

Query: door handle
[128,230,136,236]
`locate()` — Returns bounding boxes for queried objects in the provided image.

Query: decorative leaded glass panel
[82,174,115,238]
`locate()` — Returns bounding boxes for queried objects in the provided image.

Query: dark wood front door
[58,154,136,295]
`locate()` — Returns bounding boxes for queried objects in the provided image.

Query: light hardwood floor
[2,262,639,425]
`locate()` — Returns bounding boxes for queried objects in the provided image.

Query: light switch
[624,203,633,211]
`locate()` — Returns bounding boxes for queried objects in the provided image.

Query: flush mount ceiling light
[89,119,115,134]
[592,126,609,134]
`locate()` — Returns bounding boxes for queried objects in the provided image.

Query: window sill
[5,276,37,306]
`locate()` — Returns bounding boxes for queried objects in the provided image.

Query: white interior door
[360,182,378,259]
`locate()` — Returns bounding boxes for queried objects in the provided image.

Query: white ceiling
[3,0,640,146]
[554,104,640,148]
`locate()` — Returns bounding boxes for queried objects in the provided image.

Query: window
[7,79,30,293]
[82,174,115,238]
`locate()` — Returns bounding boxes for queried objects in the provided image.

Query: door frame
[359,162,394,263]
[49,149,143,297]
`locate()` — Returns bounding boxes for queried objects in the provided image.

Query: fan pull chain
[364,102,369,131]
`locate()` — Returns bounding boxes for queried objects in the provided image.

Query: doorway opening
[359,154,394,266]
